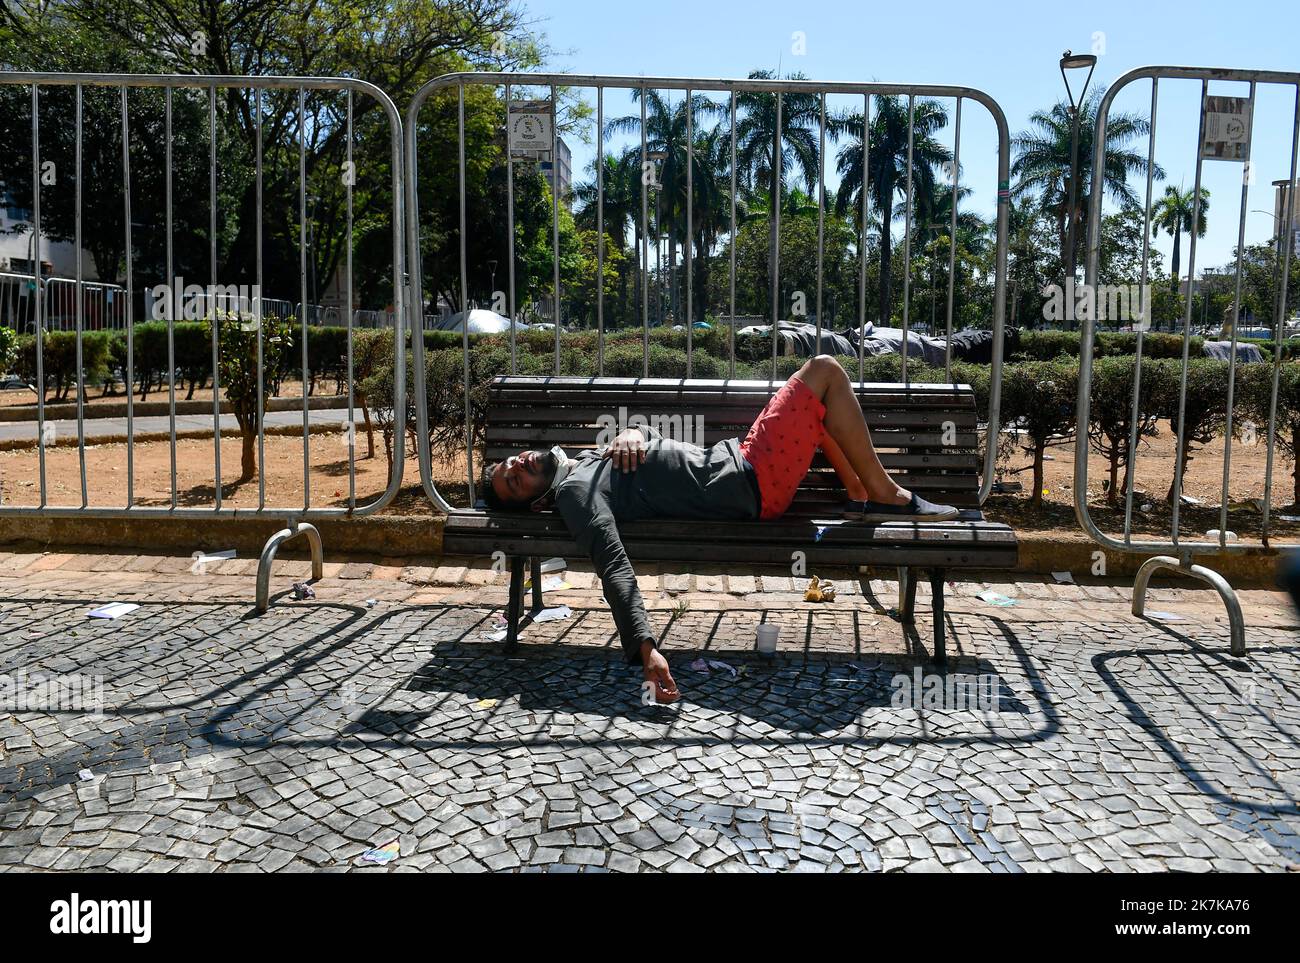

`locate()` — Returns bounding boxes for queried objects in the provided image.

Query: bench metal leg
[505,555,525,649]
[530,556,544,612]
[929,568,947,665]
[898,566,917,623]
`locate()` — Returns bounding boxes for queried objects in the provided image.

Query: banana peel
[803,575,837,603]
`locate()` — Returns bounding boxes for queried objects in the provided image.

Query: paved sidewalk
[0,550,1297,872]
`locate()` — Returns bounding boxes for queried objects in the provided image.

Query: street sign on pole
[509,99,553,162]
[1200,95,1252,162]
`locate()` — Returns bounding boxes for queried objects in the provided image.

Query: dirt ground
[0,430,400,511]
[994,418,1300,543]
[1,420,1297,544]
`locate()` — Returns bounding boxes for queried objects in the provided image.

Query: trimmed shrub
[16,330,112,401]
[1000,357,1079,507]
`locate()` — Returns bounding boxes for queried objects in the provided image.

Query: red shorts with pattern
[739,375,826,520]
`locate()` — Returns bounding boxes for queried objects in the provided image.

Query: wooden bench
[442,376,1019,662]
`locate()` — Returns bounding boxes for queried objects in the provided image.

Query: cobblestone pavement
[1,550,1297,872]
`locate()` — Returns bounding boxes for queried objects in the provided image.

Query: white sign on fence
[1201,95,1252,162]
[509,99,553,161]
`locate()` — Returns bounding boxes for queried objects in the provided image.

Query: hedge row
[13,324,374,401]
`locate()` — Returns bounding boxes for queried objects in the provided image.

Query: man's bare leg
[819,434,870,501]
[792,355,910,506]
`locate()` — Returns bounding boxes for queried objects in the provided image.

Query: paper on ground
[977,590,1017,607]
[689,658,737,677]
[524,574,571,591]
[482,628,508,642]
[1147,610,1188,622]
[358,839,400,865]
[196,549,237,564]
[532,605,571,623]
[540,557,567,574]
[88,602,139,619]
[1051,571,1074,584]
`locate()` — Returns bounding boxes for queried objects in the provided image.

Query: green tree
[833,95,952,326]
[605,89,727,323]
[1011,88,1162,280]
[1087,355,1168,506]
[1151,184,1210,293]
[1,0,543,309]
[1001,357,1079,507]
[219,312,291,481]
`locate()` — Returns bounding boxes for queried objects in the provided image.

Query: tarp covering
[1202,340,1265,363]
[741,320,1018,365]
[435,309,529,334]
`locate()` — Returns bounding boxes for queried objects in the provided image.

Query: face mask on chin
[529,445,571,510]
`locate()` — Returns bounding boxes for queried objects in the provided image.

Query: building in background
[538,137,572,207]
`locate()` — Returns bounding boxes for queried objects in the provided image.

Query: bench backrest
[481,376,983,512]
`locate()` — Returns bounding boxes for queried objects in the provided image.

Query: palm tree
[902,183,988,254]
[683,124,738,325]
[833,95,952,325]
[727,71,824,324]
[904,184,991,334]
[1012,88,1163,278]
[1150,184,1210,293]
[573,152,643,324]
[732,70,823,197]
[606,89,727,322]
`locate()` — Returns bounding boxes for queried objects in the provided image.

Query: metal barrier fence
[0,272,128,333]
[405,71,1010,514]
[0,71,408,609]
[1077,65,1300,654]
[140,289,299,324]
[0,271,40,333]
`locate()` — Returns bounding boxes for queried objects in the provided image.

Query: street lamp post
[1200,269,1215,333]
[1059,50,1097,316]
[1265,180,1296,330]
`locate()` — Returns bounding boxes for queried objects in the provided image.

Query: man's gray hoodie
[553,424,760,662]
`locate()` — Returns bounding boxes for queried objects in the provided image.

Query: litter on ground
[532,605,572,623]
[88,602,139,619]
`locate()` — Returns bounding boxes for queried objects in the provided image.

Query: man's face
[491,448,559,507]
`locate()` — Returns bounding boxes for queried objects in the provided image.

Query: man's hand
[640,640,680,704]
[603,428,647,473]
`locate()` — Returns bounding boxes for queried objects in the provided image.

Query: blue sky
[523,0,1299,274]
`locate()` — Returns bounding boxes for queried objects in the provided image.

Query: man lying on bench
[483,355,957,705]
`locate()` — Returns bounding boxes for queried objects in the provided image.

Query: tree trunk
[1170,229,1182,294]
[878,173,895,324]
[1166,441,1194,503]
[1107,449,1120,507]
[1031,441,1046,508]
[240,431,256,482]
[1294,423,1299,506]
[668,240,677,322]
[1120,448,1136,510]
